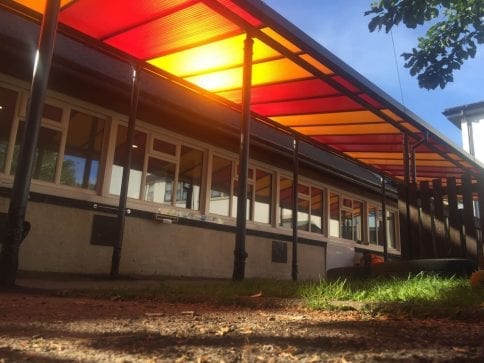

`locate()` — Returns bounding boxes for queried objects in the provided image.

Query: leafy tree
[365,0,483,89]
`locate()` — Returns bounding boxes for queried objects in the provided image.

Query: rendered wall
[1,196,326,280]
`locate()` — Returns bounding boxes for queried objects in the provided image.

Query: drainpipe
[381,176,388,261]
[410,132,427,183]
[0,0,60,287]
[233,34,253,281]
[291,137,299,281]
[111,66,140,277]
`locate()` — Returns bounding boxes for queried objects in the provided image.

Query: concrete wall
[1,197,326,280]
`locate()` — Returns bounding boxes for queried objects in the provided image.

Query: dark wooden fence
[398,174,484,264]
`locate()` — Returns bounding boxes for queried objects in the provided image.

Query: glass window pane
[209,155,231,216]
[232,180,253,220]
[377,208,384,246]
[298,184,309,195]
[254,169,272,224]
[341,209,353,240]
[342,198,352,208]
[310,187,323,233]
[0,86,17,172]
[145,157,176,204]
[387,211,397,249]
[297,198,309,231]
[61,110,105,190]
[279,177,292,228]
[176,145,203,210]
[329,193,340,237]
[11,122,61,182]
[353,200,362,242]
[43,103,63,122]
[109,125,146,199]
[368,206,378,244]
[153,138,176,155]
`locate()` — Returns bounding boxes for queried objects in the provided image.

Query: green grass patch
[300,273,484,311]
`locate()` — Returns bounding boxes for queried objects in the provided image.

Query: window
[61,110,105,190]
[329,193,340,237]
[368,206,398,248]
[176,145,203,210]
[254,169,272,224]
[340,197,362,241]
[387,211,397,249]
[145,157,176,204]
[0,86,18,173]
[310,187,324,233]
[209,155,272,224]
[110,126,204,211]
[8,98,107,190]
[368,205,380,245]
[279,177,293,228]
[330,193,362,241]
[295,184,309,231]
[209,155,232,216]
[109,125,146,199]
[12,121,62,182]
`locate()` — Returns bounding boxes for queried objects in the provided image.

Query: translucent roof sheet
[8,0,482,183]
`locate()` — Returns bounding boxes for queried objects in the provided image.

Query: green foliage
[366,0,484,89]
[301,274,484,309]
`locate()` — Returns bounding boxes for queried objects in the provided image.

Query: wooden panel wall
[398,174,483,264]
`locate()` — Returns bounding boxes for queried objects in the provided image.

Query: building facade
[0,1,481,281]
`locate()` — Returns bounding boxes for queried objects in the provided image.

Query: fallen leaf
[250,291,263,298]
[215,326,230,336]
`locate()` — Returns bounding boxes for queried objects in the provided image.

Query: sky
[263,0,484,147]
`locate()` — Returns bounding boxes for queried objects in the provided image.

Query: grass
[52,274,483,315]
[300,273,484,313]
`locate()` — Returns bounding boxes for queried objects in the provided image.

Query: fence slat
[408,182,421,259]
[397,183,410,259]
[462,174,477,259]
[432,179,447,258]
[419,181,435,258]
[447,177,462,257]
[477,176,484,267]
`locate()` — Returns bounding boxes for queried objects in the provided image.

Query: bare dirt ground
[0,288,483,363]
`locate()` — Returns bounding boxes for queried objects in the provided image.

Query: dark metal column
[111,66,140,277]
[291,137,299,281]
[403,133,410,185]
[381,177,388,261]
[0,0,60,287]
[233,35,254,281]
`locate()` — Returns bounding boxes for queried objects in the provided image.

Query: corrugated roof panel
[216,78,339,104]
[271,111,383,126]
[148,35,279,77]
[253,96,365,116]
[59,0,191,39]
[294,123,398,136]
[215,0,262,26]
[299,54,334,75]
[185,57,312,92]
[260,27,301,53]
[14,0,74,14]
[5,0,481,183]
[105,2,241,59]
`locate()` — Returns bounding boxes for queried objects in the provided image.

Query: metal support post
[403,133,410,185]
[291,137,299,281]
[111,66,140,277]
[0,0,60,287]
[381,176,388,261]
[233,34,253,281]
